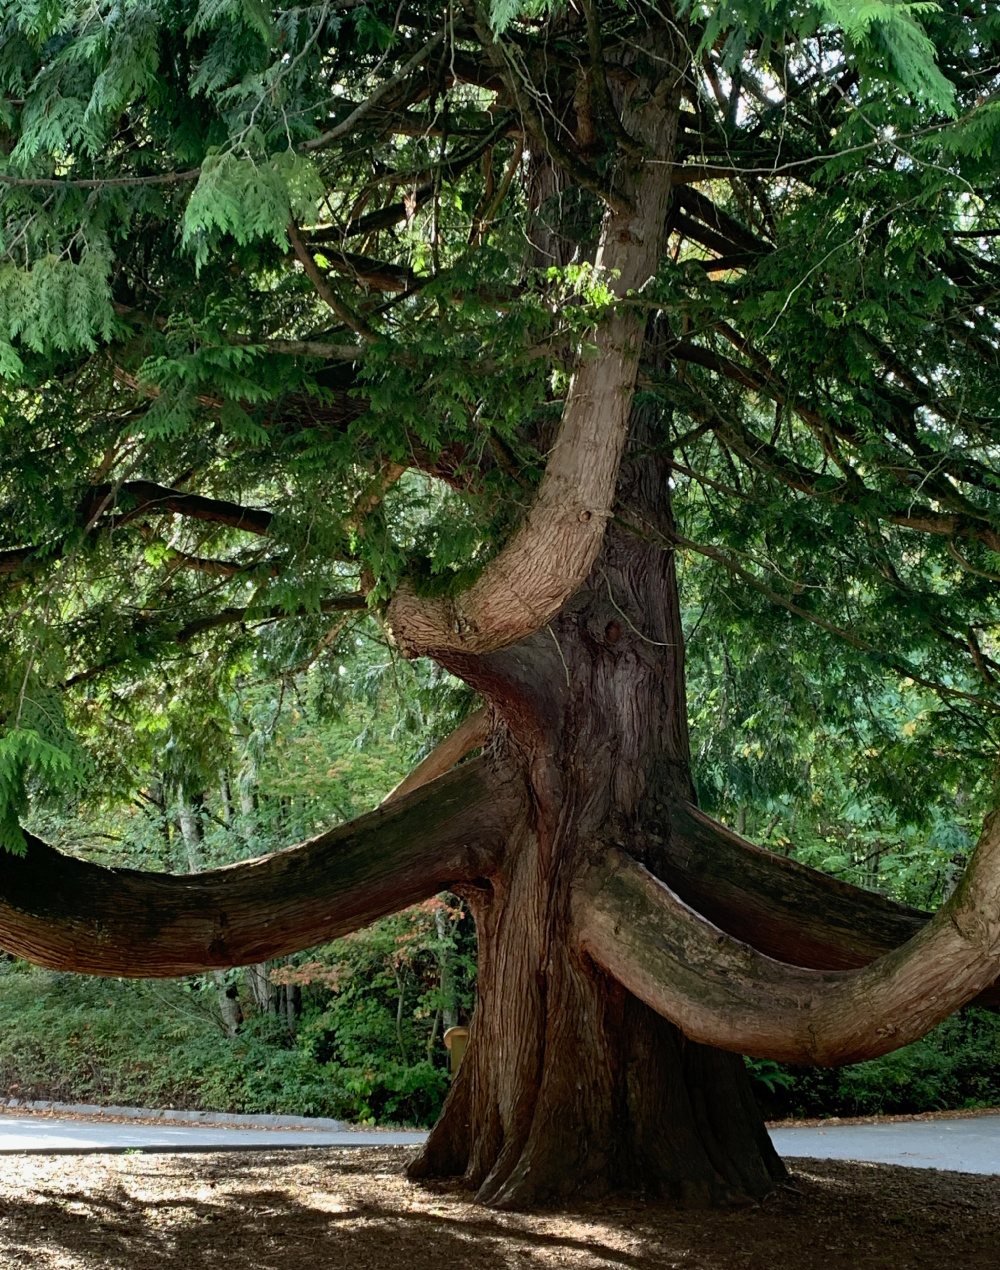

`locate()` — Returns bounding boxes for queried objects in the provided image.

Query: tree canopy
[1,0,999,847]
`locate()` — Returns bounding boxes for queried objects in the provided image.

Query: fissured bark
[408,430,786,1207]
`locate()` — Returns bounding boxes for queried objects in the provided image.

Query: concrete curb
[1,1099,348,1131]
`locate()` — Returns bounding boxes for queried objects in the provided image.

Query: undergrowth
[0,965,447,1125]
[747,1008,1000,1120]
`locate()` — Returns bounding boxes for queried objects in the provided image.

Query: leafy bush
[0,905,471,1127]
[748,1008,1000,1120]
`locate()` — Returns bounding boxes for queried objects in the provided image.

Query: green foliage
[0,251,113,373]
[750,1008,1000,1118]
[0,963,398,1120]
[182,151,323,269]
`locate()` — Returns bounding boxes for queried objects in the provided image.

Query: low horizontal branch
[575,809,1000,1065]
[0,759,507,976]
[175,593,368,643]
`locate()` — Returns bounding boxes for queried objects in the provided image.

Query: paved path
[769,1115,1000,1174]
[0,1116,427,1154]
[0,1111,997,1173]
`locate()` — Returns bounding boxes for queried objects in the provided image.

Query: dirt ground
[0,1147,996,1270]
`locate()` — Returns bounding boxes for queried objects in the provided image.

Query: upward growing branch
[386,45,683,659]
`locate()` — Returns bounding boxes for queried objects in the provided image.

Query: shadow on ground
[0,1146,996,1269]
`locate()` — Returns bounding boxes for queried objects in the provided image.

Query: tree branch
[307,113,514,243]
[175,593,368,644]
[302,28,448,151]
[673,186,771,256]
[0,760,508,976]
[471,9,632,216]
[61,593,369,688]
[385,53,683,658]
[287,221,379,343]
[574,808,1000,1065]
[657,800,997,1008]
[382,707,491,805]
[84,481,275,535]
[2,483,275,580]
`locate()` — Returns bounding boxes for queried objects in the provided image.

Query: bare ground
[0,1147,996,1270]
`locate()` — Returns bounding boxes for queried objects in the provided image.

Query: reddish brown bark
[406,412,785,1205]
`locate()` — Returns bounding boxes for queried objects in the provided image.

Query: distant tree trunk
[178,793,242,1037]
[435,903,458,1031]
[218,979,243,1038]
[394,966,409,1062]
[177,795,205,873]
[245,961,276,1015]
[283,981,300,1036]
[219,773,233,825]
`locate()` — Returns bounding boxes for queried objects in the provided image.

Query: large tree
[2,0,1000,1207]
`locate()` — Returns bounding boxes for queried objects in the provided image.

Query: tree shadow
[0,1150,998,1270]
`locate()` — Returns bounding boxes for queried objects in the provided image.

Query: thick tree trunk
[409,432,785,1206]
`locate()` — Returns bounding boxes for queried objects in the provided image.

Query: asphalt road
[769,1115,1000,1174]
[0,1112,997,1173]
[0,1117,428,1154]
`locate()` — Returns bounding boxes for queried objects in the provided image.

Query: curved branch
[574,812,1000,1066]
[385,76,681,659]
[660,802,927,966]
[658,802,1000,1011]
[382,707,491,805]
[0,759,508,977]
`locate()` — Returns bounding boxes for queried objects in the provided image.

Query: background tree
[2,0,1000,1207]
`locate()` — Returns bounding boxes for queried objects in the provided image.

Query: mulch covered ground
[0,1146,996,1269]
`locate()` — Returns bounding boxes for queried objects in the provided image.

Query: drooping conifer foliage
[2,0,1000,1207]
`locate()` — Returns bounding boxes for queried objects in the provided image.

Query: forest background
[4,592,999,1127]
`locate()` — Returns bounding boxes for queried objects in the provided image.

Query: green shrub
[0,965,450,1125]
[748,1007,1000,1120]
